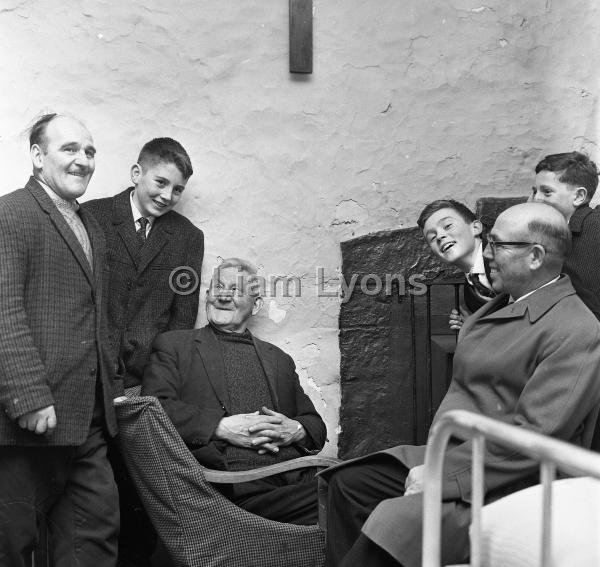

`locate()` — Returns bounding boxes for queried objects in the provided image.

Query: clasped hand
[215,406,304,455]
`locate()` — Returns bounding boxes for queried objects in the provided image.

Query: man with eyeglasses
[322,202,600,567]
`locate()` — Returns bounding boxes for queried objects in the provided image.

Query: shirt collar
[129,190,154,228]
[36,178,80,212]
[512,274,561,303]
[466,242,485,277]
[466,242,492,290]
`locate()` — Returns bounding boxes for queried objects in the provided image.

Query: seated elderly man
[323,202,600,567]
[142,258,327,525]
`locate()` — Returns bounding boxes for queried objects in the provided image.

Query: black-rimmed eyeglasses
[485,238,542,254]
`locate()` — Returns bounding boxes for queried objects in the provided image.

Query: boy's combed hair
[137,137,193,180]
[417,199,477,229]
[535,152,599,201]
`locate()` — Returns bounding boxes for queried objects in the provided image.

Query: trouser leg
[325,454,407,567]
[340,533,401,567]
[234,479,319,525]
[107,438,156,566]
[230,468,319,525]
[49,421,119,567]
[0,445,71,567]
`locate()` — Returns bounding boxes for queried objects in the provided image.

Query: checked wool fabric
[115,395,325,567]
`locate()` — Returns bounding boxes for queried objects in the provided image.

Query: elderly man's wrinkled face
[206,266,262,333]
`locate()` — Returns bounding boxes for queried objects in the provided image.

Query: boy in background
[530,151,600,319]
[417,199,496,329]
[84,137,204,388]
[83,137,204,566]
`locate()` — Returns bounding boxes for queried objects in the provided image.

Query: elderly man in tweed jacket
[0,114,119,566]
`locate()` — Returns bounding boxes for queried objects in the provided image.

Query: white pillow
[476,477,600,567]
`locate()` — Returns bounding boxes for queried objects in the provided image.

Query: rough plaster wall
[1,0,599,455]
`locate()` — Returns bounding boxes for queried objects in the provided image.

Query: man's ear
[30,144,44,169]
[130,163,142,185]
[471,219,483,237]
[252,296,264,316]
[530,244,546,270]
[573,186,588,207]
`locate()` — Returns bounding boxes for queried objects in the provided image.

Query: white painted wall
[1,0,598,455]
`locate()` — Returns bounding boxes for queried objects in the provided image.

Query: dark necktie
[469,273,496,300]
[137,217,149,247]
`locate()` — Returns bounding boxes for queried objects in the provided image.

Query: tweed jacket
[141,326,327,470]
[82,188,204,387]
[564,204,600,319]
[0,177,117,446]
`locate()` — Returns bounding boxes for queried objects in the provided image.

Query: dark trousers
[0,419,119,567]
[325,454,471,567]
[223,468,319,525]
[107,440,156,567]
[341,534,400,567]
[325,454,405,566]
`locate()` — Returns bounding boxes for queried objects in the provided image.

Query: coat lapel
[26,178,94,287]
[79,206,105,292]
[194,327,231,412]
[111,188,173,274]
[463,276,575,332]
[137,216,171,274]
[112,188,141,267]
[253,336,280,409]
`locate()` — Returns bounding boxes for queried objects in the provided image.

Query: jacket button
[90,368,97,377]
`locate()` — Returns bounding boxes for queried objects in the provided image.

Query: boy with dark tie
[83,137,204,565]
[418,199,496,329]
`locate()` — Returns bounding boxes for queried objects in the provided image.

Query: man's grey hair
[218,257,258,275]
[213,258,262,296]
[528,218,572,261]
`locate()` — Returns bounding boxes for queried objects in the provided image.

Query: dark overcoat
[141,326,327,470]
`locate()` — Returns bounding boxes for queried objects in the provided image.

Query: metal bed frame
[422,409,600,567]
